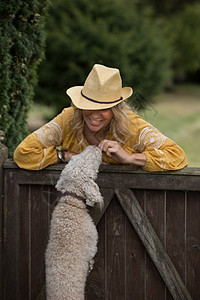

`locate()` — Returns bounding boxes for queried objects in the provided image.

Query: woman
[14,64,188,171]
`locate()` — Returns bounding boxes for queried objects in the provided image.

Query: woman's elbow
[13,143,35,169]
[13,144,22,165]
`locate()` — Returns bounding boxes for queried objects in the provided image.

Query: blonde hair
[69,102,135,148]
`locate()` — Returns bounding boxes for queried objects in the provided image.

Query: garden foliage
[35,0,172,112]
[0,0,50,156]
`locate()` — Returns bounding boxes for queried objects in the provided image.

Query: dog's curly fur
[45,145,103,300]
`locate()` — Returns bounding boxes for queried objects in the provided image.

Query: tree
[35,0,171,112]
[167,3,200,78]
[0,0,50,156]
[135,0,200,80]
[137,0,199,16]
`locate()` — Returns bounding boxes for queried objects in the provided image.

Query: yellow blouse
[14,107,188,172]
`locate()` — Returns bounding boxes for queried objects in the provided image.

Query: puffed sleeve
[129,113,188,172]
[14,107,73,170]
[142,137,188,172]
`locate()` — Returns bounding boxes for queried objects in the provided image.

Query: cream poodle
[45,145,103,300]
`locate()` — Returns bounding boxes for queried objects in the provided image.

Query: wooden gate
[2,160,200,300]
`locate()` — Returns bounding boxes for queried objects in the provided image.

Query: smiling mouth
[89,118,103,126]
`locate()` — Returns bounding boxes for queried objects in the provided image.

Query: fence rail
[1,154,200,299]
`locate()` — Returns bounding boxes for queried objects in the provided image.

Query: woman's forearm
[130,153,147,167]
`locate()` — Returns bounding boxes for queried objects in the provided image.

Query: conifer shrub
[0,0,50,156]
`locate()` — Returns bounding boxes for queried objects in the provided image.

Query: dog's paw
[86,199,95,207]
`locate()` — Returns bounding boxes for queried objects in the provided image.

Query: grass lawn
[29,84,200,167]
[139,84,200,167]
[28,103,56,131]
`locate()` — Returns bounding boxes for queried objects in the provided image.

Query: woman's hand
[64,151,77,162]
[98,140,146,166]
[57,150,77,163]
[98,140,132,164]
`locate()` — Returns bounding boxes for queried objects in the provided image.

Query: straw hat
[66,64,133,110]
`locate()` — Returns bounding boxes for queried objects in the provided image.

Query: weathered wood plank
[186,191,200,300]
[3,169,20,299]
[3,167,199,192]
[145,190,167,299]
[19,185,31,299]
[105,196,126,299]
[166,191,186,300]
[4,160,200,177]
[115,188,192,300]
[15,169,61,186]
[98,172,200,191]
[0,135,8,300]
[125,190,146,299]
[30,186,49,300]
[3,161,200,191]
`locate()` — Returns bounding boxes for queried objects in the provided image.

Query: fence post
[0,130,8,300]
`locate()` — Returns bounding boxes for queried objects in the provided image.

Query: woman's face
[82,109,113,133]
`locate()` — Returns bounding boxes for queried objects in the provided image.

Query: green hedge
[0,0,50,156]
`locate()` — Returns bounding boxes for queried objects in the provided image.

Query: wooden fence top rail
[3,159,200,176]
[3,160,200,191]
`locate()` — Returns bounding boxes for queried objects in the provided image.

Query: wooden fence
[1,143,200,299]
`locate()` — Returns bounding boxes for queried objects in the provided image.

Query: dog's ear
[83,179,103,209]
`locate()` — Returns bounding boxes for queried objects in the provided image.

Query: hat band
[81,90,123,104]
